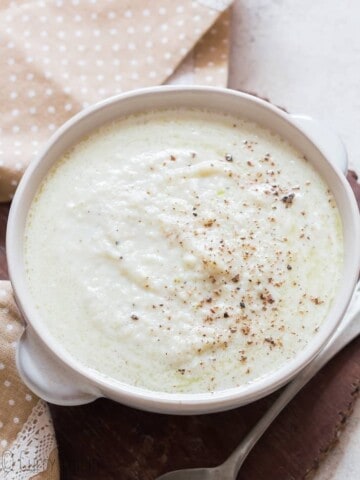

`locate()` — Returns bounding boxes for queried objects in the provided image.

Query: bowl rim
[7,85,360,412]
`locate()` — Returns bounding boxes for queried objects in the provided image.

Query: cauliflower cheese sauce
[24,108,343,394]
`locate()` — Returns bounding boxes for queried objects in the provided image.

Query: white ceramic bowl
[7,86,360,414]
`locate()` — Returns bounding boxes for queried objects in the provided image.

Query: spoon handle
[222,283,360,477]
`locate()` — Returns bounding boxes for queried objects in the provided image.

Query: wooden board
[1,171,359,480]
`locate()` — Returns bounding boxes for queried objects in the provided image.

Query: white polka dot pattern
[0,0,231,201]
[0,281,59,478]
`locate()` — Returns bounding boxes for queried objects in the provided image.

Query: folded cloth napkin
[0,0,232,201]
[0,282,59,480]
[0,1,233,478]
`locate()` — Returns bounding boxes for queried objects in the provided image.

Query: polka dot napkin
[0,281,59,480]
[0,1,233,478]
[0,0,232,201]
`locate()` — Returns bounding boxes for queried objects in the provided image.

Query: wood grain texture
[0,203,9,280]
[0,172,359,480]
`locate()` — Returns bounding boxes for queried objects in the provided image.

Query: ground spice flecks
[25,109,343,393]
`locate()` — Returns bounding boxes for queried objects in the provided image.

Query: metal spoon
[156,283,360,480]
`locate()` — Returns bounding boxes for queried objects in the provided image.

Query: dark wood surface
[0,204,8,279]
[1,172,360,480]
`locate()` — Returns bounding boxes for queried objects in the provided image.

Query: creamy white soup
[25,109,343,393]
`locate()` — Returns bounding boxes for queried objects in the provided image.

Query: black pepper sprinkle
[287,265,292,270]
[281,193,295,206]
[224,312,229,318]
[240,301,246,308]
[131,314,139,320]
[264,337,276,347]
[225,153,233,162]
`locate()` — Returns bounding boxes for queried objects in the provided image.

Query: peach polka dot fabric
[0,0,233,201]
[0,1,233,478]
[0,281,59,479]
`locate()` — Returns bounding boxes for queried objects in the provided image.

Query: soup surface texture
[25,109,343,393]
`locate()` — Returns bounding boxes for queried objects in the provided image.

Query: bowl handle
[289,114,348,174]
[16,327,101,406]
